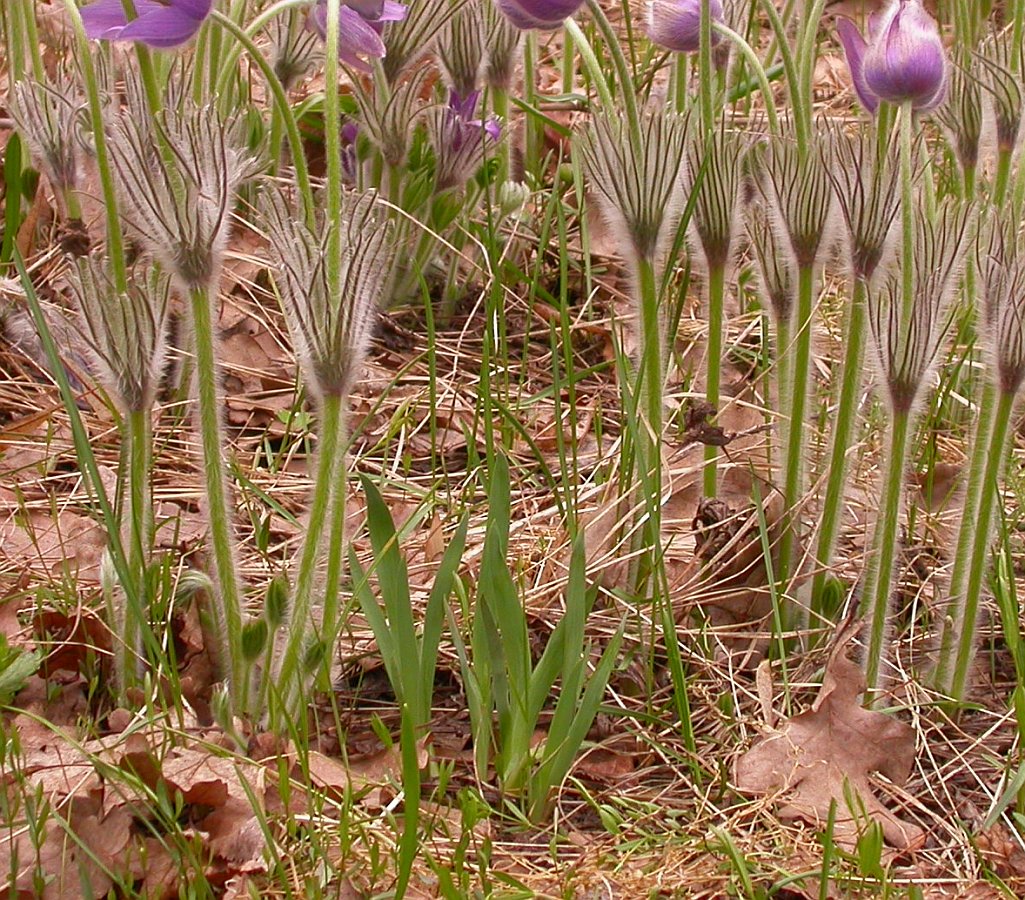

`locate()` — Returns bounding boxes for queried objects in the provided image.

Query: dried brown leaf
[734,630,924,850]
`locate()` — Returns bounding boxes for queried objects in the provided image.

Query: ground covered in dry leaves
[4,13,1025,899]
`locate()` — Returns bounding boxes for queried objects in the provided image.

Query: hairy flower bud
[428,90,501,193]
[826,126,901,282]
[107,97,258,293]
[646,0,724,54]
[867,198,972,413]
[746,202,794,325]
[979,210,1025,395]
[66,258,170,414]
[934,55,983,177]
[483,0,523,90]
[9,73,84,198]
[687,124,746,273]
[437,1,487,99]
[758,129,834,271]
[577,110,689,264]
[264,189,395,398]
[353,68,429,169]
[836,0,947,115]
[978,28,1025,155]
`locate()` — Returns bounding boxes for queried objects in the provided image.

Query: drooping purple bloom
[496,0,583,31]
[80,0,212,49]
[837,0,947,115]
[646,0,724,54]
[307,0,407,72]
[431,90,501,192]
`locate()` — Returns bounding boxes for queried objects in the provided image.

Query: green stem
[796,0,827,138]
[523,32,542,180]
[671,53,688,114]
[936,381,998,691]
[562,23,575,94]
[585,0,641,144]
[18,0,45,82]
[947,388,1015,701]
[189,285,246,714]
[323,0,343,292]
[776,264,815,588]
[995,146,1014,209]
[124,407,153,689]
[713,22,780,136]
[704,265,725,497]
[860,407,912,698]
[634,254,665,598]
[759,0,806,154]
[210,11,314,226]
[811,276,868,610]
[563,18,615,111]
[274,393,346,724]
[316,406,350,692]
[491,84,511,187]
[61,0,128,292]
[698,0,714,132]
[899,102,915,327]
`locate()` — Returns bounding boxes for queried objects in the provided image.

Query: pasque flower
[429,90,501,192]
[308,0,407,72]
[646,0,724,54]
[80,0,212,48]
[496,0,583,31]
[837,0,947,114]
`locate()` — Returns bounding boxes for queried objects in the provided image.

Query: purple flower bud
[307,0,407,72]
[496,0,582,31]
[646,0,724,54]
[80,0,212,49]
[836,0,947,115]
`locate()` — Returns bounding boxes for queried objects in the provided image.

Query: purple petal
[646,0,724,54]
[172,0,213,19]
[484,117,501,142]
[338,6,387,57]
[836,17,878,114]
[496,0,583,30]
[80,0,130,37]
[450,89,481,120]
[864,2,946,107]
[118,6,204,48]
[377,1,407,22]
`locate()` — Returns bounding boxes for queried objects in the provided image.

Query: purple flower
[307,0,407,72]
[837,0,947,115]
[496,0,583,31]
[646,0,724,54]
[80,0,212,49]
[431,90,501,192]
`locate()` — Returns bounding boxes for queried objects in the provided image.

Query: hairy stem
[189,285,246,714]
[811,275,868,610]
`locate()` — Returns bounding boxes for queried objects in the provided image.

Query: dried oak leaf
[733,635,924,851]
